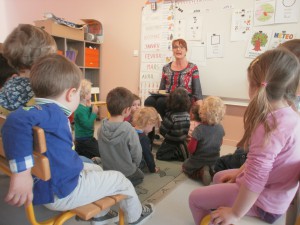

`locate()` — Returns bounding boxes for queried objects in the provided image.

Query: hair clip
[261,81,268,87]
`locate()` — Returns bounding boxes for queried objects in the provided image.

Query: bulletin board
[139,0,300,105]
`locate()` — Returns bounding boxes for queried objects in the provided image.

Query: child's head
[132,107,160,134]
[239,48,300,148]
[190,104,201,122]
[200,96,225,125]
[0,53,18,88]
[80,79,92,102]
[279,39,300,62]
[167,87,191,112]
[30,54,82,112]
[3,24,57,71]
[106,87,134,116]
[131,94,141,115]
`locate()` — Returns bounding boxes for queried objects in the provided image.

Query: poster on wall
[139,2,174,103]
[254,0,276,26]
[206,33,224,58]
[245,29,272,58]
[275,0,300,23]
[230,9,253,41]
[268,30,297,49]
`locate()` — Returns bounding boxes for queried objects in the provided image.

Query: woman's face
[172,41,187,60]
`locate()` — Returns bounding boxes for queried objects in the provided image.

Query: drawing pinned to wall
[230,9,253,41]
[206,33,224,58]
[173,19,186,39]
[187,41,206,66]
[245,29,272,58]
[269,31,297,49]
[186,14,203,40]
[275,0,300,23]
[254,0,275,26]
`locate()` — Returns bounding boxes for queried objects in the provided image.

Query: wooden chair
[0,117,126,225]
[91,87,110,118]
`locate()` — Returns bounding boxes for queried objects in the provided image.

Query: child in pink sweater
[189,48,300,225]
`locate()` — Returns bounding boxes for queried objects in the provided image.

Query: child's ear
[66,87,77,102]
[123,107,131,116]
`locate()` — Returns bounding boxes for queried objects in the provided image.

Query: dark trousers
[144,95,168,118]
[75,137,100,159]
[126,168,144,186]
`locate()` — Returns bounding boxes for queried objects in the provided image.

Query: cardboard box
[34,20,84,40]
[85,48,99,67]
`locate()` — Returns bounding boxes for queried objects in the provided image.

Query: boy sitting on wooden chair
[1,54,153,225]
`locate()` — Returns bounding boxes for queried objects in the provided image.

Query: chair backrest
[91,87,100,102]
[0,118,50,181]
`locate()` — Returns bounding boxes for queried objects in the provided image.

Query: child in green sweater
[74,79,100,159]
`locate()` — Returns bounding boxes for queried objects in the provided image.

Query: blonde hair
[80,79,92,101]
[132,107,160,128]
[200,96,225,125]
[238,48,300,149]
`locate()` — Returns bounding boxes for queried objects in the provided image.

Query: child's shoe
[202,165,212,186]
[90,209,119,225]
[129,203,154,225]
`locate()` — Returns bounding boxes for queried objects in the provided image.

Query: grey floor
[0,145,287,225]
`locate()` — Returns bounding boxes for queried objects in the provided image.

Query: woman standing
[145,39,203,118]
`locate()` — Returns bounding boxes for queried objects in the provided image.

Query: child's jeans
[44,163,142,223]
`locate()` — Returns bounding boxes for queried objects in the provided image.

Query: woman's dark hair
[167,87,191,112]
[0,53,18,88]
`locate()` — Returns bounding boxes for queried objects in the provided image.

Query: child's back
[183,96,225,185]
[97,87,144,186]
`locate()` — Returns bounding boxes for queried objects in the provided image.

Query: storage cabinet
[52,36,101,88]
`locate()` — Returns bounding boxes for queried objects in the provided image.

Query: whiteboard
[139,0,300,105]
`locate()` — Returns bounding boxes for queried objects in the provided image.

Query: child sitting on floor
[97,87,144,186]
[132,107,160,173]
[187,104,201,142]
[2,54,154,225]
[74,79,100,160]
[182,96,225,186]
[124,94,141,124]
[0,24,56,116]
[156,87,191,162]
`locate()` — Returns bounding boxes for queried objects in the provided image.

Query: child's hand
[92,105,99,114]
[210,207,239,225]
[86,99,92,107]
[155,167,160,173]
[5,169,33,207]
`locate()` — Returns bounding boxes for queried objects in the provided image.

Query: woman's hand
[211,207,240,225]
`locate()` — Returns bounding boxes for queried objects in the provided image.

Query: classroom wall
[0,0,245,146]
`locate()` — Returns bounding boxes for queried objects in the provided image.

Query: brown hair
[3,24,57,70]
[279,39,300,61]
[132,107,160,128]
[190,104,201,122]
[172,39,188,51]
[132,94,141,104]
[167,87,191,112]
[238,48,300,149]
[106,87,134,116]
[0,53,18,88]
[200,96,225,125]
[30,54,82,98]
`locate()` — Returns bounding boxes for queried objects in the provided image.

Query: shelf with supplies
[51,35,101,88]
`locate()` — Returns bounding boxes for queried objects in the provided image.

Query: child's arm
[74,105,98,130]
[5,169,33,207]
[140,135,157,173]
[187,137,198,154]
[128,129,142,166]
[159,114,172,137]
[211,184,259,225]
